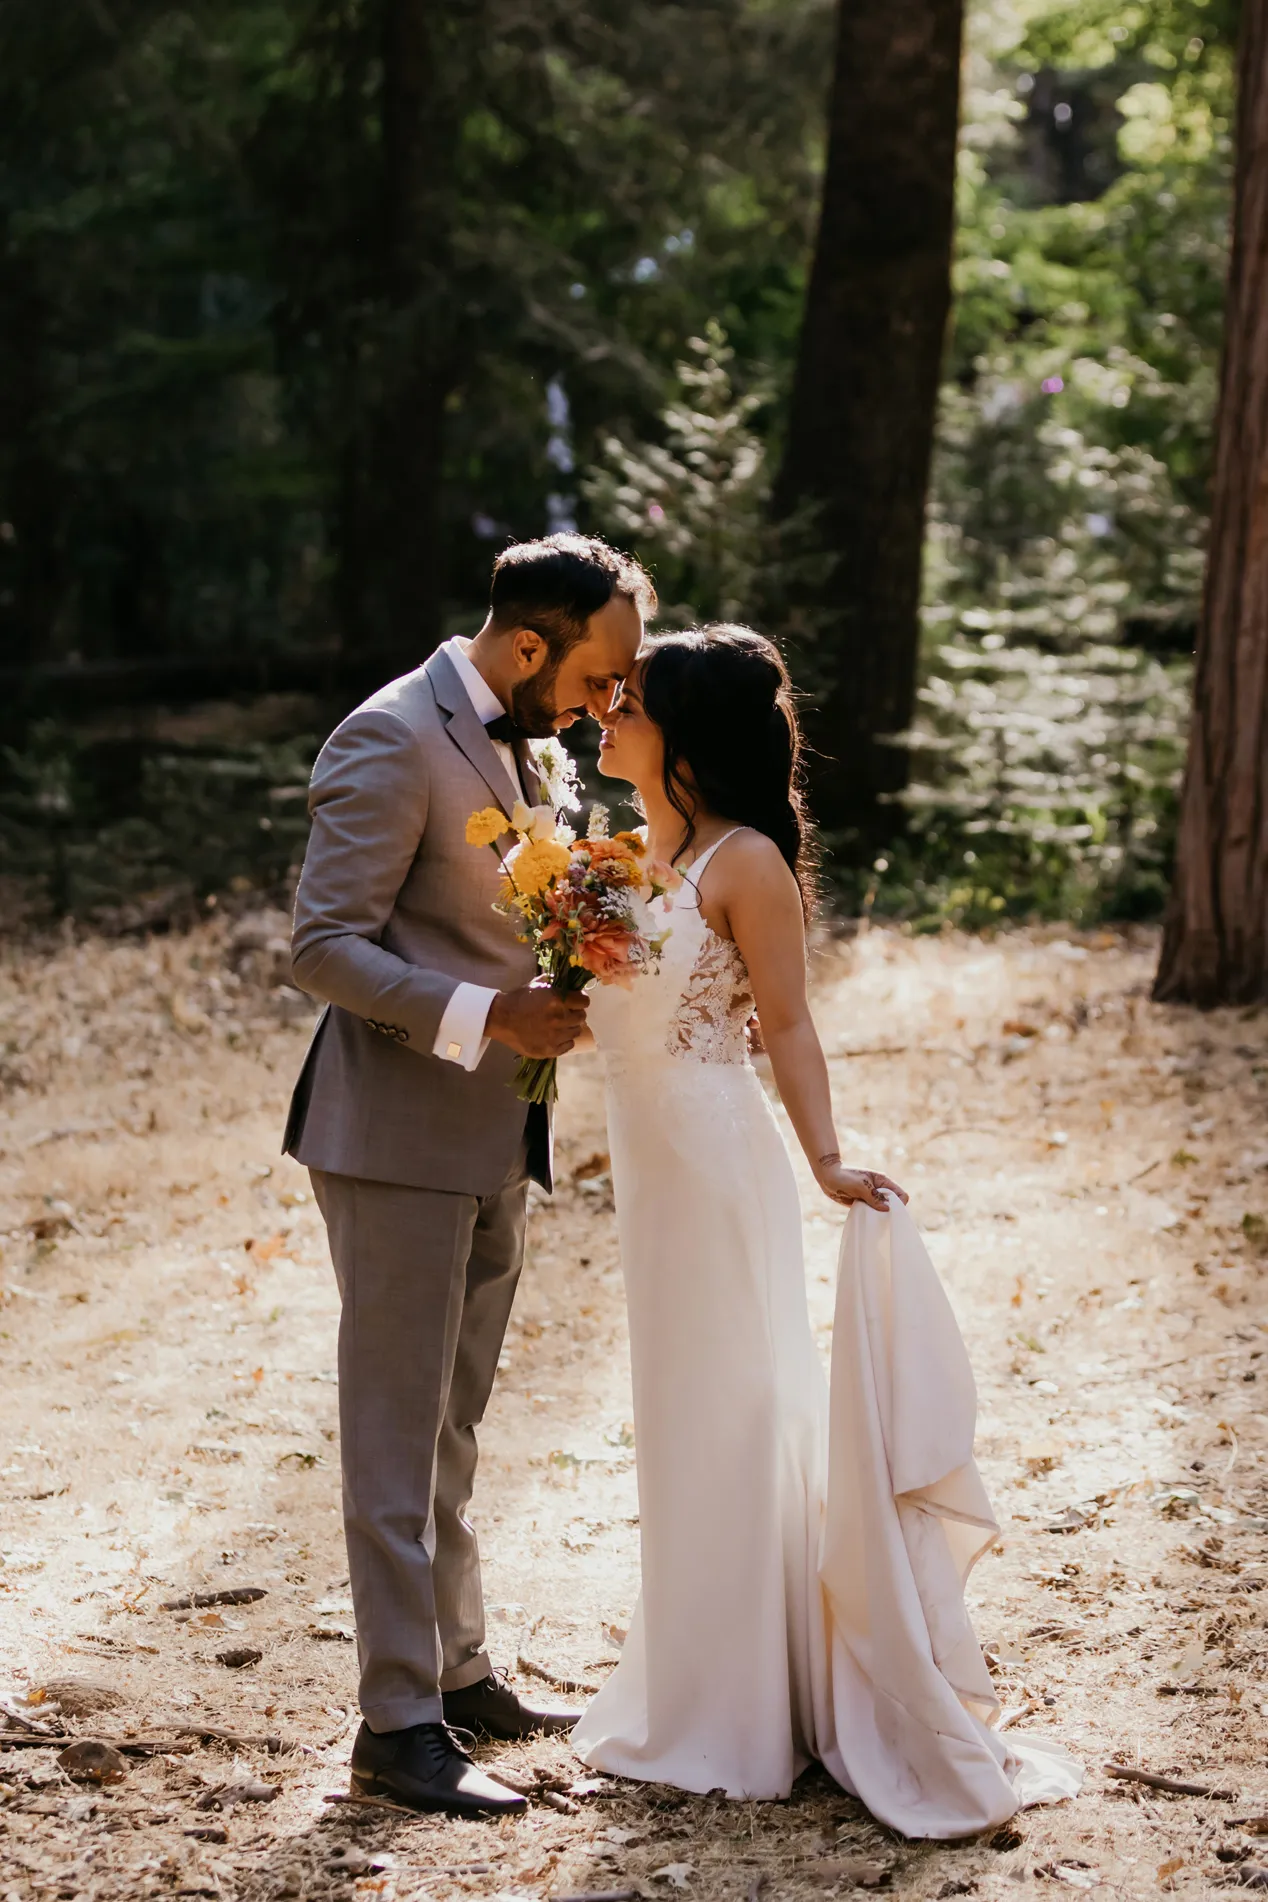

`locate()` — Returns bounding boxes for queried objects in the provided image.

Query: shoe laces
[413,1720,476,1769]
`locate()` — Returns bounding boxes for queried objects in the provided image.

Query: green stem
[512,963,592,1105]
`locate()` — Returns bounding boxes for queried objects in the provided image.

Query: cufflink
[447,1042,462,1060]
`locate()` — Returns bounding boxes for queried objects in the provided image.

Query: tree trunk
[770,0,965,854]
[340,0,457,658]
[1154,0,1268,1007]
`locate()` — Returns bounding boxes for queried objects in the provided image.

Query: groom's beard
[510,658,581,738]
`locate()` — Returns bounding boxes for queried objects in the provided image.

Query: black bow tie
[485,712,532,746]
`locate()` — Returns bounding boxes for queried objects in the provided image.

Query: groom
[284,533,653,1816]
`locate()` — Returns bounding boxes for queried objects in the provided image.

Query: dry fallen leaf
[810,1859,890,1888]
[1021,1437,1065,1474]
[1046,1506,1092,1534]
[651,1864,695,1890]
[1157,1857,1185,1883]
[1044,1863,1099,1891]
[1169,1642,1207,1683]
[246,1233,286,1263]
[196,1777,279,1811]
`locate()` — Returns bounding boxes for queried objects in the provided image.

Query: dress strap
[684,827,744,884]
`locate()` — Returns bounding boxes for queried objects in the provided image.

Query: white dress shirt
[431,639,523,1073]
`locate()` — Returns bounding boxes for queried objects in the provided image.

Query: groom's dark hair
[489,533,656,656]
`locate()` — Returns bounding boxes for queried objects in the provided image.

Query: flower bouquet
[467,801,677,1105]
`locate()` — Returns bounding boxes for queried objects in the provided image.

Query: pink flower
[576,918,640,987]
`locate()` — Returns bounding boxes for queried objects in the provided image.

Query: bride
[569,624,1080,1834]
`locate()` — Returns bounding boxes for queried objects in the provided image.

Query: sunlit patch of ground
[1,917,1267,1898]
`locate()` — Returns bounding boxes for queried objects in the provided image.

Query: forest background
[0,0,1236,935]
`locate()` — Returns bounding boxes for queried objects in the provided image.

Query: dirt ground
[2,914,1268,1902]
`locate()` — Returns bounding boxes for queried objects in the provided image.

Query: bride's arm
[718,838,907,1212]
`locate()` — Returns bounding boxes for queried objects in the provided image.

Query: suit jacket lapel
[425,648,520,816]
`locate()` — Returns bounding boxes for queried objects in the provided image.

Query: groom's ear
[508,625,549,674]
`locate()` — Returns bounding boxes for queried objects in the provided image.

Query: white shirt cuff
[433,982,497,1072]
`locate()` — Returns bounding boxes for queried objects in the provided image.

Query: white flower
[531,738,582,814]
[510,800,563,842]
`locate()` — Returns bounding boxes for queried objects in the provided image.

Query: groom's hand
[486,979,590,1058]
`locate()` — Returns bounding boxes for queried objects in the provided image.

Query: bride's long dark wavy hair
[638,624,818,919]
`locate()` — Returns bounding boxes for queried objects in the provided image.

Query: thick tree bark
[1154,0,1268,1006]
[771,0,965,853]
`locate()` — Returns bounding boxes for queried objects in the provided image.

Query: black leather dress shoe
[442,1671,581,1740]
[350,1720,527,1817]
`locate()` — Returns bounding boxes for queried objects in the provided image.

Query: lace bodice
[588,830,755,1067]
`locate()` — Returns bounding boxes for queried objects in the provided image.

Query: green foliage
[0,0,1237,930]
[0,725,316,930]
[0,0,833,664]
[881,0,1231,926]
[582,322,771,623]
[892,634,1190,928]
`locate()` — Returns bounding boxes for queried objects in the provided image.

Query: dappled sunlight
[3,919,1268,1896]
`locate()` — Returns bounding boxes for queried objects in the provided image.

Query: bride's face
[597,665,663,788]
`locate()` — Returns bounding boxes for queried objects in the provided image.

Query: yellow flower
[466,806,508,848]
[505,836,571,896]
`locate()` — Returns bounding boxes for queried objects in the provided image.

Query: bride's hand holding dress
[641,794,904,1214]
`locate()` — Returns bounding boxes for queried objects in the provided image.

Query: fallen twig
[516,1654,599,1696]
[1105,1762,1236,1800]
[0,1698,61,1737]
[161,1587,267,1611]
[829,1046,910,1060]
[1224,1426,1241,1476]
[549,1892,640,1902]
[323,1791,429,1820]
[159,1722,285,1754]
[540,1788,580,1815]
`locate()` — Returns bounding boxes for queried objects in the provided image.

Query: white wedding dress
[571,831,1081,1836]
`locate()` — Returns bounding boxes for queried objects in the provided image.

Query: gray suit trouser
[310,1147,527,1733]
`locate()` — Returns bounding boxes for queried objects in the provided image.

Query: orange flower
[584,839,642,883]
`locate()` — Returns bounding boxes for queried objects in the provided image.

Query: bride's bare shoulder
[712,829,800,901]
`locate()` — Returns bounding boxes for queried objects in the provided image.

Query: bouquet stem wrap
[515,962,592,1106]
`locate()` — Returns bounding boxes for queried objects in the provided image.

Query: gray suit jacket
[283,647,550,1196]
